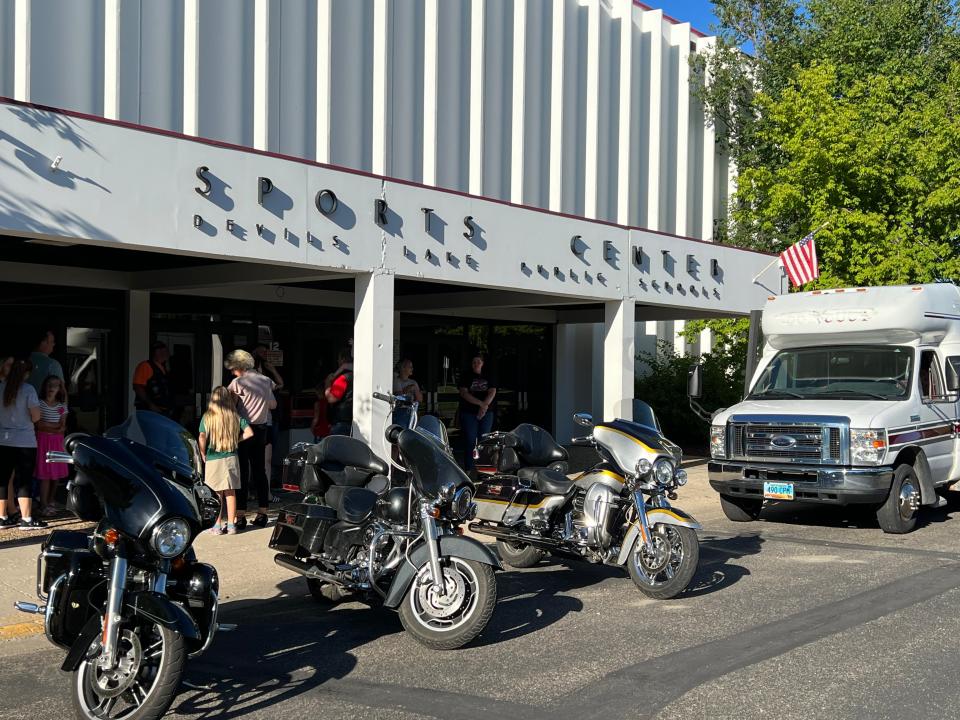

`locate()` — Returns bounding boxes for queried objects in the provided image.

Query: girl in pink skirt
[35,375,69,516]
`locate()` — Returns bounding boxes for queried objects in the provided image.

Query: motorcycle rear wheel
[627,524,699,600]
[496,539,545,568]
[72,620,185,720]
[398,557,496,650]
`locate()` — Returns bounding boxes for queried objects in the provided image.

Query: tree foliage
[694,0,960,285]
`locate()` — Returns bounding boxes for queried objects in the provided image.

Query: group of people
[310,351,498,472]
[0,330,70,530]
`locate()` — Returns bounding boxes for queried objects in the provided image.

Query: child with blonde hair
[198,386,253,535]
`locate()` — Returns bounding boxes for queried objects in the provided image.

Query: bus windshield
[749,346,913,401]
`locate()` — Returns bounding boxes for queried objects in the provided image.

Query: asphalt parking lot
[2,466,960,720]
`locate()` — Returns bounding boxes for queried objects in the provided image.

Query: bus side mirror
[687,363,703,399]
[946,359,959,393]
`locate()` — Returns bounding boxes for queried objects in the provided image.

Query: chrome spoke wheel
[409,558,479,633]
[75,623,168,720]
[633,526,684,587]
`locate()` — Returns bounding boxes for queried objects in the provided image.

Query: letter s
[195,166,212,196]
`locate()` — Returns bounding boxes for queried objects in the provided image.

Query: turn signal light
[427,506,441,519]
[103,528,119,546]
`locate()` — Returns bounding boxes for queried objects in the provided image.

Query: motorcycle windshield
[105,411,202,479]
[397,426,470,499]
[416,415,449,449]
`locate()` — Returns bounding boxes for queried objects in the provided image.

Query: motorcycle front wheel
[627,524,699,600]
[398,557,496,650]
[72,619,186,720]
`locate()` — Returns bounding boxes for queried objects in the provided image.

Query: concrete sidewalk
[0,464,721,639]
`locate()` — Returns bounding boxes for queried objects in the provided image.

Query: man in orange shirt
[132,342,174,417]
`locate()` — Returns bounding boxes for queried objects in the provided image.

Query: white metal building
[0,0,780,455]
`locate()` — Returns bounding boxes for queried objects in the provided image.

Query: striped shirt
[38,400,67,425]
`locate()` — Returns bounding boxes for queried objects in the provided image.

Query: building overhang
[0,98,783,315]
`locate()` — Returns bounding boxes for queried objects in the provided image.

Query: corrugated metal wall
[0,0,725,240]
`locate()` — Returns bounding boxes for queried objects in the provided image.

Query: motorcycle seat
[518,467,574,496]
[324,485,379,524]
[306,436,389,485]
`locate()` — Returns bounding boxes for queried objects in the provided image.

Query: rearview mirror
[573,412,594,427]
[687,363,703,399]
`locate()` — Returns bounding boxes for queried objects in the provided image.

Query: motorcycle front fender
[61,614,102,672]
[615,507,702,566]
[126,591,201,640]
[383,535,502,608]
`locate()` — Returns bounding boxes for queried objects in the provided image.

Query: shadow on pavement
[686,532,765,597]
[175,577,396,719]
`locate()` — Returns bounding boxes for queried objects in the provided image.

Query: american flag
[780,233,819,288]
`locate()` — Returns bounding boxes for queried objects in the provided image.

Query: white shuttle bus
[701,283,960,533]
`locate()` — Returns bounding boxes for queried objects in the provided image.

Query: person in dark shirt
[458,354,497,471]
[325,347,354,436]
[132,342,174,417]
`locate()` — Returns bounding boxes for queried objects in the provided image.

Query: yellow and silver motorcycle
[470,403,700,599]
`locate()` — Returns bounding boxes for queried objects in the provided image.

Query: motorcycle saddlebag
[269,503,338,556]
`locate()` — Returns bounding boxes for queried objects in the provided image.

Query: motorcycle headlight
[635,458,652,477]
[150,518,191,558]
[653,458,674,485]
[674,469,688,486]
[710,425,726,459]
[450,486,475,520]
[850,428,887,466]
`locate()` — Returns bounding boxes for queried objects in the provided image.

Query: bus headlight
[710,425,726,459]
[850,429,887,466]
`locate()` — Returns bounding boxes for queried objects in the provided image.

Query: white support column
[422,0,438,185]
[509,0,526,204]
[468,0,485,195]
[697,35,716,242]
[673,23,690,237]
[353,271,395,460]
[615,0,634,225]
[583,0,600,219]
[371,0,389,175]
[183,0,199,135]
[642,9,662,231]
[125,290,150,414]
[700,327,713,355]
[253,0,270,150]
[315,0,332,163]
[673,319,687,357]
[547,0,565,212]
[104,0,120,119]
[603,298,635,421]
[13,0,29,101]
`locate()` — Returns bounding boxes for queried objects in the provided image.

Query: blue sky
[651,0,719,37]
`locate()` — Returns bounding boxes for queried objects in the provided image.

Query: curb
[0,620,43,640]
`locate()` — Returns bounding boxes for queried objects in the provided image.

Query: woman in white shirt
[0,357,45,529]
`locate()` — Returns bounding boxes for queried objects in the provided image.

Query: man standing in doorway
[27,329,64,393]
[458,353,497,472]
[132,341,175,417]
[325,347,353,436]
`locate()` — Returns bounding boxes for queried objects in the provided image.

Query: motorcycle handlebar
[570,436,594,446]
[372,391,393,403]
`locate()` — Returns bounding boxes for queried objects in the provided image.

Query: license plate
[763,481,794,500]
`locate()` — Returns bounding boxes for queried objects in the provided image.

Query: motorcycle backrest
[507,424,568,469]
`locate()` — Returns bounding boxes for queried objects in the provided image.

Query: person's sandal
[251,513,268,528]
[226,523,237,535]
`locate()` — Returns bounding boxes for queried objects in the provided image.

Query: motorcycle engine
[582,482,619,548]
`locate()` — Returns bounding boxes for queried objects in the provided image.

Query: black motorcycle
[271,391,500,649]
[15,411,222,720]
